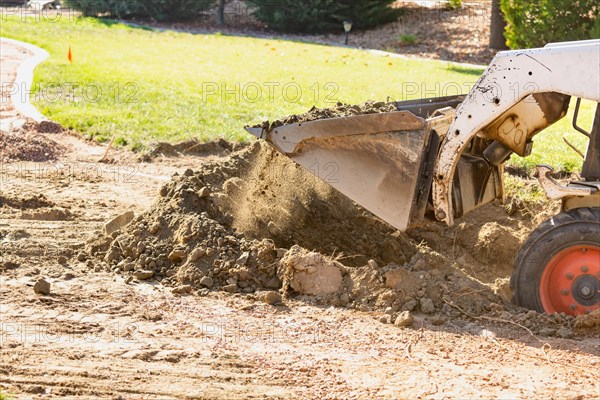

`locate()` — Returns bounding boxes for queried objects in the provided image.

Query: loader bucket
[246,100,458,231]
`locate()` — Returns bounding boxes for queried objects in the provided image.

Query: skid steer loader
[247,39,600,317]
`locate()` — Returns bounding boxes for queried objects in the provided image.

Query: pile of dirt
[90,140,411,288]
[88,141,592,337]
[0,194,55,210]
[144,138,246,159]
[252,100,398,131]
[0,123,66,162]
[29,120,65,134]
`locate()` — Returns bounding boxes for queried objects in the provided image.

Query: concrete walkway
[0,37,49,132]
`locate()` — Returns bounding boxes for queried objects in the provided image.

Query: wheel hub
[539,245,600,316]
[572,274,599,305]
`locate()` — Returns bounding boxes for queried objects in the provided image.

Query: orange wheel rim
[539,245,600,316]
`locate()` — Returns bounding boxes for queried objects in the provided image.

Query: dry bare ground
[1,40,599,400]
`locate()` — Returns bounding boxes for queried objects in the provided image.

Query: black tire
[510,207,600,314]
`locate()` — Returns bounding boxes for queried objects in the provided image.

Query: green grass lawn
[0,16,595,172]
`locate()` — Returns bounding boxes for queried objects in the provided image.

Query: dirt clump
[454,220,527,270]
[252,100,398,131]
[573,309,600,331]
[33,278,51,295]
[281,246,344,296]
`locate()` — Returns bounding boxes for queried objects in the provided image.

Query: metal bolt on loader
[247,39,600,317]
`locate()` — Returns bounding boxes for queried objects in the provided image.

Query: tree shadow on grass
[446,64,485,76]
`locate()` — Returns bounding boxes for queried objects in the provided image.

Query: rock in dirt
[267,221,281,236]
[259,290,282,305]
[385,268,405,289]
[222,284,237,293]
[236,251,250,266]
[198,187,211,198]
[395,311,414,327]
[403,299,418,312]
[62,272,76,280]
[189,248,205,261]
[264,276,281,289]
[556,327,574,339]
[339,293,350,306]
[199,276,213,288]
[33,278,51,295]
[134,270,155,280]
[172,285,192,295]
[420,297,435,314]
[104,211,135,236]
[168,250,186,263]
[282,246,343,296]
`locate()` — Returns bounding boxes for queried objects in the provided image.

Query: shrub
[66,0,216,20]
[245,0,401,33]
[65,0,140,18]
[245,0,342,32]
[135,0,216,21]
[447,0,462,10]
[591,17,600,39]
[338,0,402,30]
[398,33,416,45]
[501,0,600,48]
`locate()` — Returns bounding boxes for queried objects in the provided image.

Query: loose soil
[92,140,598,337]
[252,101,399,131]
[1,38,599,400]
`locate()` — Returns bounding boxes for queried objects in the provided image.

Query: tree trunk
[217,0,226,26]
[490,0,508,49]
